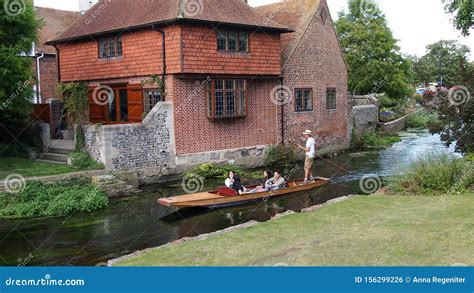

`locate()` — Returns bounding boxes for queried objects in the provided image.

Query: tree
[417,41,474,153]
[0,0,40,157]
[0,0,38,114]
[413,40,472,87]
[335,0,413,100]
[443,0,474,36]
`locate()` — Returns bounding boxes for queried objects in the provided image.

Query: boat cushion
[216,187,239,197]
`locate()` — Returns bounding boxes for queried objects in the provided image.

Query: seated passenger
[265,171,286,191]
[225,171,235,188]
[231,175,247,194]
[247,170,272,194]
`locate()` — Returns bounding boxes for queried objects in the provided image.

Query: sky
[34,0,474,59]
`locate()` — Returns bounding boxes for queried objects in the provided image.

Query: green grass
[356,133,401,149]
[389,154,473,195]
[0,179,108,218]
[0,157,83,179]
[406,112,440,129]
[114,194,474,266]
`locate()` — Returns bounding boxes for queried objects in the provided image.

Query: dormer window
[99,35,122,59]
[217,30,249,52]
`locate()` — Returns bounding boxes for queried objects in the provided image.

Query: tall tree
[413,40,471,87]
[417,41,474,153]
[335,0,413,100]
[0,0,37,114]
[0,0,40,157]
[443,0,474,36]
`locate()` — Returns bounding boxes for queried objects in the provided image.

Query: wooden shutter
[127,84,144,123]
[88,86,106,123]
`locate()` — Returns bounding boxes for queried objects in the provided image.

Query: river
[0,130,458,266]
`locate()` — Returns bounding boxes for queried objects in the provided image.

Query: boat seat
[288,182,297,187]
[215,187,239,197]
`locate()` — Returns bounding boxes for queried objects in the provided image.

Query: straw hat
[303,130,312,136]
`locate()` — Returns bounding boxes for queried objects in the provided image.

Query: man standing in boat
[303,130,316,184]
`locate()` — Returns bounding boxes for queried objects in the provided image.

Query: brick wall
[180,24,281,75]
[58,23,282,82]
[282,1,350,150]
[58,25,182,82]
[170,75,279,155]
[31,55,59,103]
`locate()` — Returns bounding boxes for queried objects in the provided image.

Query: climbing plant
[57,82,88,151]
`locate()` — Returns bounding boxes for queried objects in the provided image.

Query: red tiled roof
[254,0,322,65]
[35,7,80,54]
[48,0,291,44]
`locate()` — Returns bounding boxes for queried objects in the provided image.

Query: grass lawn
[115,194,474,266]
[0,157,82,179]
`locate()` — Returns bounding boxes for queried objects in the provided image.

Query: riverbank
[112,193,474,266]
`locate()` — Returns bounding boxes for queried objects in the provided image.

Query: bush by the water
[70,152,104,170]
[265,144,297,167]
[354,132,401,149]
[0,179,108,218]
[0,113,43,158]
[388,154,473,195]
[185,163,244,180]
[406,112,440,129]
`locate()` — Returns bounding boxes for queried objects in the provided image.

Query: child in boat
[265,171,286,191]
[232,175,247,194]
[225,171,235,188]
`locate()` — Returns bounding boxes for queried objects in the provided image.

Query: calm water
[0,130,457,266]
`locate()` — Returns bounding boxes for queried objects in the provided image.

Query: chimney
[79,0,98,14]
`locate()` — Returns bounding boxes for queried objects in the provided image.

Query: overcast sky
[34,0,474,59]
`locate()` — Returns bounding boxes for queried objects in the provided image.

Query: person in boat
[303,129,316,184]
[265,170,286,191]
[231,175,247,194]
[246,169,273,194]
[225,171,235,188]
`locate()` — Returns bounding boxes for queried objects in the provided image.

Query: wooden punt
[158,178,330,208]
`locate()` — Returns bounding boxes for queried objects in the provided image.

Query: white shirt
[306,137,316,158]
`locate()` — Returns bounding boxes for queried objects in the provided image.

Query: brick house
[45,0,349,174]
[256,0,350,149]
[33,7,80,104]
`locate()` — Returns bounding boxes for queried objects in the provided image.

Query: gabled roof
[35,7,80,54]
[47,0,292,44]
[254,0,322,65]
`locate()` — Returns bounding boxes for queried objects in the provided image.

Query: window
[208,79,247,119]
[216,30,249,52]
[143,89,163,112]
[326,88,337,110]
[99,35,123,58]
[295,89,313,112]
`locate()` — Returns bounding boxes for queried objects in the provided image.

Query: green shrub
[354,133,401,149]
[0,113,43,158]
[406,112,440,129]
[388,154,473,195]
[70,152,104,170]
[0,179,108,218]
[378,94,398,108]
[466,153,474,162]
[265,144,297,168]
[185,163,244,180]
